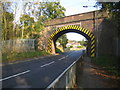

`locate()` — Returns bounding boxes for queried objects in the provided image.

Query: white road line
[40,61,55,68]
[58,57,65,61]
[66,55,69,57]
[68,53,73,56]
[58,52,75,61]
[46,55,82,89]
[58,58,62,60]
[0,70,31,82]
[62,57,65,59]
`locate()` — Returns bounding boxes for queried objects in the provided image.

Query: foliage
[56,34,68,50]
[1,1,66,63]
[20,14,34,38]
[77,46,83,48]
[41,1,66,20]
[91,55,120,76]
[78,39,87,46]
[56,47,63,53]
[2,12,14,40]
[96,2,120,36]
[69,46,73,48]
[2,1,66,40]
[2,51,48,63]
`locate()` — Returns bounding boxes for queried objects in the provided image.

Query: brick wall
[96,19,117,56]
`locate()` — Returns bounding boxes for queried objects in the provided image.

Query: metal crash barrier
[46,51,84,89]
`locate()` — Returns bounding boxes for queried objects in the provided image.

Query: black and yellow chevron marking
[47,25,95,57]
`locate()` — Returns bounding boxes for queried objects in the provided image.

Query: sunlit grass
[56,48,63,53]
[2,51,49,63]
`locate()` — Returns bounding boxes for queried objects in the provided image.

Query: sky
[60,0,100,41]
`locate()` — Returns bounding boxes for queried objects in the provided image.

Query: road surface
[1,50,83,88]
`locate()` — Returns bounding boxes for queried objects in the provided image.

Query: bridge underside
[47,25,96,57]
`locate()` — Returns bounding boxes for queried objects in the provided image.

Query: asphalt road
[1,50,83,88]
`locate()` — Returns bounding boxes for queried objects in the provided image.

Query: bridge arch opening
[47,25,95,57]
[55,32,88,53]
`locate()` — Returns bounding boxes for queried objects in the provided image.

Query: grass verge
[2,51,49,63]
[91,55,120,77]
[56,48,63,53]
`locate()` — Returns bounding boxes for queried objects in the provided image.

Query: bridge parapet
[38,10,117,57]
[45,10,107,27]
[38,10,107,56]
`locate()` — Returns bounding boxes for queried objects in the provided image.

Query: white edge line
[46,55,82,90]
[0,70,31,82]
[40,61,55,68]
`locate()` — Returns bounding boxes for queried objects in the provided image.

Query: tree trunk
[22,21,24,39]
[3,13,7,40]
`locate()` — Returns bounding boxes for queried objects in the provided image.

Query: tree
[2,2,14,40]
[2,12,14,40]
[41,1,66,20]
[2,1,66,40]
[96,2,120,36]
[57,34,68,49]
[31,16,45,39]
[20,14,34,38]
[78,39,87,47]
[19,0,66,39]
[23,2,42,20]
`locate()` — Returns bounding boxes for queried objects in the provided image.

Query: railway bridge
[38,10,117,57]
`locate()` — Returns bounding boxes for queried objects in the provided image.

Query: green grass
[2,51,49,63]
[56,48,63,53]
[91,55,120,76]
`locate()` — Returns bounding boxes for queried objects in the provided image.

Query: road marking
[58,53,74,61]
[46,55,82,89]
[66,55,69,58]
[58,58,62,60]
[40,61,55,68]
[58,52,75,61]
[68,52,74,56]
[58,57,65,61]
[58,51,77,61]
[0,70,31,82]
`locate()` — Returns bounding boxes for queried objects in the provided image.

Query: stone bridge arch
[47,25,95,57]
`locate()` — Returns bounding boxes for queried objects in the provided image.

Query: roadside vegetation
[56,48,63,53]
[67,39,87,51]
[2,1,66,40]
[93,1,120,79]
[56,34,68,52]
[1,1,66,63]
[2,51,49,63]
[91,55,120,77]
[97,2,120,37]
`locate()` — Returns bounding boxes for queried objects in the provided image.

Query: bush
[56,48,63,53]
[68,46,73,48]
[77,46,83,48]
[91,55,120,76]
[2,50,49,63]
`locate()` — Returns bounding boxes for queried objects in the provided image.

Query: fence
[2,39,35,53]
[46,54,84,89]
